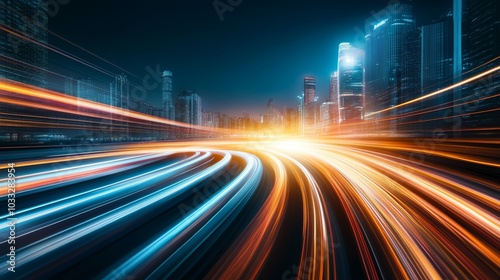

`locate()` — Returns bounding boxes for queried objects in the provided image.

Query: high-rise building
[338,43,364,125]
[421,18,454,133]
[0,0,48,142]
[329,72,338,103]
[398,27,422,134]
[162,70,175,120]
[109,74,129,139]
[304,76,316,105]
[111,74,129,110]
[303,76,319,133]
[465,0,499,74]
[422,19,454,94]
[365,2,416,130]
[320,101,335,134]
[0,0,48,87]
[328,72,339,127]
[457,0,500,133]
[76,78,96,111]
[175,90,202,126]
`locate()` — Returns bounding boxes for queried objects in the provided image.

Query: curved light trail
[0,139,498,279]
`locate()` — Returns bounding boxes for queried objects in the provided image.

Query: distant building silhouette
[0,0,48,142]
[110,74,130,139]
[0,0,48,87]
[454,0,500,134]
[421,17,454,133]
[176,90,202,126]
[162,71,175,120]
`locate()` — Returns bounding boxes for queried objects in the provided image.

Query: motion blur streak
[365,65,500,117]
[205,151,288,279]
[0,139,498,279]
[0,80,225,133]
[272,150,333,280]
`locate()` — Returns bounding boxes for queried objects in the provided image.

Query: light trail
[366,65,500,117]
[0,79,242,136]
[0,138,497,279]
[1,76,499,278]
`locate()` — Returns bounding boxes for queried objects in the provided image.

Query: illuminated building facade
[328,72,339,127]
[364,2,416,131]
[338,43,364,125]
[304,76,316,105]
[303,76,319,133]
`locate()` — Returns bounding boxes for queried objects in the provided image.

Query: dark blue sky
[50,0,451,117]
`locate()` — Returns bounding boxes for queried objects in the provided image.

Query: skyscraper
[303,76,318,133]
[452,0,499,135]
[304,76,316,105]
[76,78,96,112]
[175,90,202,126]
[421,17,455,94]
[110,74,130,139]
[320,101,335,134]
[329,72,339,126]
[112,74,129,110]
[421,18,454,133]
[162,70,175,120]
[338,43,364,125]
[329,72,338,103]
[365,2,416,129]
[465,0,499,74]
[0,0,48,142]
[0,0,48,87]
[400,27,422,134]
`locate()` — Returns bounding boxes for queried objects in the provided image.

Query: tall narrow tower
[329,72,339,124]
[304,76,316,105]
[162,70,175,120]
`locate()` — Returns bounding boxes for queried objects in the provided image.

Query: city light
[0,0,498,279]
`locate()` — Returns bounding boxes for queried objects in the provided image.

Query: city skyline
[46,0,452,116]
[0,1,499,279]
[1,0,498,139]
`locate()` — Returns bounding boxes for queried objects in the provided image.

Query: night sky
[49,0,452,116]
